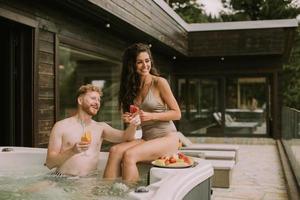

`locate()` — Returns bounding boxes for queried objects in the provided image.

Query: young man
[45,84,140,177]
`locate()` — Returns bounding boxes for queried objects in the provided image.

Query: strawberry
[165,160,170,165]
[169,157,177,163]
[130,105,139,114]
[178,152,185,159]
[183,156,191,165]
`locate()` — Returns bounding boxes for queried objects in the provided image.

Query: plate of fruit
[151,152,194,168]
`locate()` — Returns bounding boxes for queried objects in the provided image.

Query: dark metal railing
[282,107,300,139]
[281,106,300,189]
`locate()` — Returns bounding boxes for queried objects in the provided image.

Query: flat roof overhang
[186,19,298,60]
[53,0,298,60]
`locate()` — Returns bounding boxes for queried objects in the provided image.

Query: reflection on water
[0,166,148,200]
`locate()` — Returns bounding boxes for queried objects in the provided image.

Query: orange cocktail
[81,131,92,143]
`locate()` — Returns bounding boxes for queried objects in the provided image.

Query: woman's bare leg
[122,133,178,182]
[103,139,144,179]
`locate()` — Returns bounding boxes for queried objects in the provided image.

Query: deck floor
[188,137,289,200]
[212,144,288,200]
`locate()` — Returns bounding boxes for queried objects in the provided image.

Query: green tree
[167,0,220,23]
[220,0,300,21]
[282,28,300,110]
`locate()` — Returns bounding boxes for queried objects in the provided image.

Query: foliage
[220,0,300,21]
[282,28,300,110]
[167,0,220,23]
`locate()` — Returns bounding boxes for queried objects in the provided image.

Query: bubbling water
[0,165,149,200]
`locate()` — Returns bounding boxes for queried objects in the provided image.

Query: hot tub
[0,147,213,200]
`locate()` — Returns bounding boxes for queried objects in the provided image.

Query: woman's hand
[139,110,155,122]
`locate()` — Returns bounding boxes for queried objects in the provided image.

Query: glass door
[1,18,33,146]
[225,77,268,135]
[177,77,222,135]
[176,76,269,136]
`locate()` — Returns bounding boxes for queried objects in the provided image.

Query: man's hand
[123,111,140,123]
[73,141,90,153]
[129,114,141,126]
[122,112,132,124]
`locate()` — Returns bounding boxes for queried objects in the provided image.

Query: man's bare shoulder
[53,117,75,128]
[96,121,110,128]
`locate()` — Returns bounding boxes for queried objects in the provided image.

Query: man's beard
[82,104,99,116]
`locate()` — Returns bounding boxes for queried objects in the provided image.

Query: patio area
[188,138,289,200]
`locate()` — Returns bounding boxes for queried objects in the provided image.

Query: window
[177,76,268,136]
[225,77,267,135]
[58,46,122,128]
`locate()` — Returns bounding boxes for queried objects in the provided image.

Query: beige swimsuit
[139,79,177,141]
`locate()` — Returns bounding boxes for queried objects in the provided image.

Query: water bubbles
[111,182,129,193]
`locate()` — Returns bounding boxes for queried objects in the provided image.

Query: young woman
[103,43,181,182]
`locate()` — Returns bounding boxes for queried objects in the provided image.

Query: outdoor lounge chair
[213,112,259,134]
[180,149,237,162]
[177,131,239,161]
[209,160,235,188]
[177,132,237,188]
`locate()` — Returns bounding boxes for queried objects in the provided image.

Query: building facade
[0,0,297,147]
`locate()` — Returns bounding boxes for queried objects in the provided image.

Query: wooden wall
[86,0,188,55]
[188,29,287,57]
[37,30,56,147]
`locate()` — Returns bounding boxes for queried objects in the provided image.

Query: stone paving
[187,137,289,200]
[212,145,288,200]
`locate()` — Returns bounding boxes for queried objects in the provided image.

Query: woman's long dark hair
[119,43,160,112]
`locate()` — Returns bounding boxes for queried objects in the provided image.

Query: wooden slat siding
[39,88,54,98]
[39,52,54,65]
[38,29,55,147]
[114,0,187,51]
[39,30,54,42]
[39,74,54,88]
[173,56,282,75]
[38,120,54,133]
[88,0,187,54]
[188,29,285,57]
[118,0,186,42]
[144,2,187,49]
[39,63,54,75]
[39,98,55,109]
[39,40,53,54]
[141,1,187,39]
[38,107,55,119]
[38,131,52,145]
